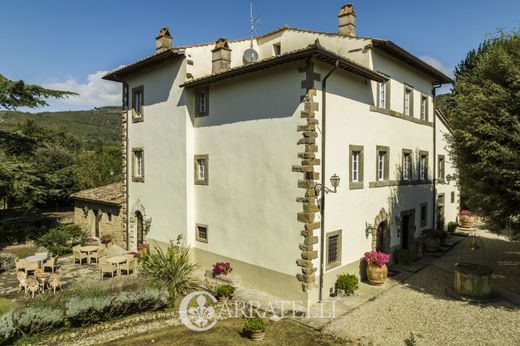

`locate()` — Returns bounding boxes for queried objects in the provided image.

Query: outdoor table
[25,254,47,270]
[35,271,51,293]
[80,245,99,264]
[106,256,127,276]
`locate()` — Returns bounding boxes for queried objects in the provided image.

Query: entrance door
[94,210,100,238]
[400,209,416,253]
[401,215,410,250]
[136,211,144,246]
[437,194,445,231]
[376,221,390,253]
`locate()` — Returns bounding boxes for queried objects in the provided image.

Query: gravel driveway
[325,230,520,346]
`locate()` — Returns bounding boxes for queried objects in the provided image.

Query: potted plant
[100,233,113,245]
[212,262,233,277]
[138,240,149,257]
[363,251,390,285]
[459,210,475,228]
[215,284,236,302]
[243,317,267,341]
[334,273,359,297]
[423,229,442,252]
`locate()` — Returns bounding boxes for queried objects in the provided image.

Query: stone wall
[73,200,125,247]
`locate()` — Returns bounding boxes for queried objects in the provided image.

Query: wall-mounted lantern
[314,174,341,195]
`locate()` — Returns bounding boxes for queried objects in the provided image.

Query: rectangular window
[419,151,428,180]
[376,146,389,181]
[194,155,209,185]
[420,95,428,121]
[451,191,455,203]
[107,213,112,222]
[132,86,144,122]
[273,43,281,56]
[349,145,364,189]
[404,87,413,116]
[378,81,386,108]
[402,150,412,181]
[438,155,445,181]
[132,148,144,182]
[196,224,208,243]
[195,88,209,117]
[420,203,428,227]
[326,230,342,270]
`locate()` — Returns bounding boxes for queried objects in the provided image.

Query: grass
[1,243,37,258]
[0,297,14,315]
[103,318,349,346]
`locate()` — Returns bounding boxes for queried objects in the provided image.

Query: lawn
[1,243,37,259]
[104,318,350,346]
[0,297,14,315]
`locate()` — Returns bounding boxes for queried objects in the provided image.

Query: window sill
[370,106,433,127]
[194,179,208,186]
[369,179,432,188]
[132,116,144,123]
[349,182,364,190]
[326,261,341,271]
[132,176,145,183]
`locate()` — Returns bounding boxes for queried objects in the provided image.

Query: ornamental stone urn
[366,264,388,285]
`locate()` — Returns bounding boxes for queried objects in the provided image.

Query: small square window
[196,224,208,243]
[194,155,209,185]
[273,43,281,56]
[326,230,342,270]
[420,203,428,227]
[132,148,144,182]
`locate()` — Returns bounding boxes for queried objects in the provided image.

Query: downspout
[123,81,130,250]
[319,60,339,303]
[431,83,441,229]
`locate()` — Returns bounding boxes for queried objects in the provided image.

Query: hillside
[0,106,121,145]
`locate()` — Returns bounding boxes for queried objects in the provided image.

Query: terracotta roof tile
[71,182,124,206]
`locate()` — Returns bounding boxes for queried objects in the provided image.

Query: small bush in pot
[334,274,359,297]
[243,317,267,341]
[215,284,235,302]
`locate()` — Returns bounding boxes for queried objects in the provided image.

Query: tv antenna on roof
[243,0,260,63]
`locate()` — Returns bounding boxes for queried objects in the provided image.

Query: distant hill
[0,106,121,145]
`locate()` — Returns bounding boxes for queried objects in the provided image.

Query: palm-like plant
[139,242,199,304]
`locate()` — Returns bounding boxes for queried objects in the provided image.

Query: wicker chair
[72,245,88,264]
[44,256,58,273]
[90,248,105,264]
[49,273,63,294]
[24,261,39,275]
[15,258,26,272]
[16,271,28,294]
[120,258,137,275]
[26,277,40,298]
[100,262,117,279]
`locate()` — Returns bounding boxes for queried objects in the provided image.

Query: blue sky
[1,0,519,111]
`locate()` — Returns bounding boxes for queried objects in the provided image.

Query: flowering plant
[363,251,390,267]
[138,240,149,251]
[459,210,474,216]
[100,234,113,244]
[212,262,233,277]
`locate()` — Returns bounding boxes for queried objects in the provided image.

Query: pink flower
[363,251,390,267]
[212,262,233,276]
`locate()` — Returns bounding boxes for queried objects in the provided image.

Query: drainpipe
[432,83,441,229]
[123,82,130,250]
[319,60,339,303]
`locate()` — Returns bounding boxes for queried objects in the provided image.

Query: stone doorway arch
[371,208,391,254]
[128,199,151,250]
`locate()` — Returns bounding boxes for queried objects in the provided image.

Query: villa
[103,4,459,303]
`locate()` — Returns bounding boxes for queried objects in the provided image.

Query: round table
[106,256,127,275]
[25,255,47,270]
[80,245,99,264]
[35,271,51,293]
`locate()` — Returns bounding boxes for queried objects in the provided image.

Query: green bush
[139,242,199,304]
[393,248,412,265]
[36,224,87,256]
[0,307,64,343]
[335,274,359,296]
[215,285,235,298]
[0,253,16,272]
[243,317,267,333]
[448,222,458,233]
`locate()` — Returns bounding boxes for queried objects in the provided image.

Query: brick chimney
[156,27,172,53]
[212,38,232,73]
[338,4,356,36]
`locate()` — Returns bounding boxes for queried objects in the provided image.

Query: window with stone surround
[451,191,455,203]
[402,149,412,181]
[418,151,428,180]
[420,95,429,121]
[349,145,364,189]
[195,88,209,117]
[376,146,390,181]
[326,230,342,270]
[420,202,428,227]
[194,155,209,185]
[438,155,446,182]
[196,224,208,243]
[377,73,391,109]
[132,148,144,182]
[404,86,413,116]
[132,86,144,122]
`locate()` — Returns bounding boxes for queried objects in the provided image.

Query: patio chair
[49,273,63,294]
[120,258,137,275]
[124,253,135,261]
[26,277,40,298]
[35,252,48,258]
[44,256,58,273]
[24,261,39,275]
[98,243,107,250]
[15,258,26,272]
[100,262,117,279]
[90,248,105,264]
[16,271,28,294]
[72,245,88,264]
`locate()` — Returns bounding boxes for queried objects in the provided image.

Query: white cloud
[419,55,454,78]
[43,70,121,109]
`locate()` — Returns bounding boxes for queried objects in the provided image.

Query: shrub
[243,317,267,333]
[335,274,359,296]
[0,307,64,342]
[139,242,199,303]
[215,285,236,298]
[66,296,112,326]
[393,249,412,265]
[0,253,16,271]
[212,262,233,276]
[36,224,87,256]
[448,222,458,233]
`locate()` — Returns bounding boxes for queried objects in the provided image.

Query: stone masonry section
[292,60,321,292]
[121,108,128,248]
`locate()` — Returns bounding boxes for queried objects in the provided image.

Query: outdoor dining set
[72,243,138,278]
[14,252,61,298]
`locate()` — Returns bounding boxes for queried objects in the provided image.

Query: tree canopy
[444,30,520,234]
[0,74,77,110]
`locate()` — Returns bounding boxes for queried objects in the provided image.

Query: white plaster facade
[104,6,459,303]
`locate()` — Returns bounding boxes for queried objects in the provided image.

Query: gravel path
[325,231,520,346]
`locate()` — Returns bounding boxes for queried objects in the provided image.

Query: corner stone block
[301,250,318,260]
[303,236,319,246]
[292,165,314,173]
[297,212,315,223]
[296,259,314,270]
[304,221,320,230]
[302,203,319,213]
[299,243,314,252]
[296,273,316,283]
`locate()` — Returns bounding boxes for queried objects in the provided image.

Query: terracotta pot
[459,215,475,228]
[424,237,441,252]
[366,263,388,285]
[250,331,265,341]
[217,295,229,303]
